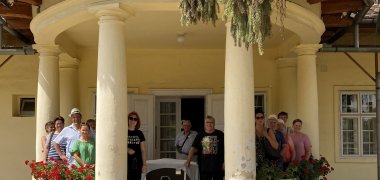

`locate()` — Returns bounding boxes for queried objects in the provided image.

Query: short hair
[255,108,265,116]
[205,115,215,122]
[45,121,54,132]
[292,119,303,125]
[182,120,191,125]
[80,122,90,129]
[278,111,288,118]
[128,111,141,130]
[54,116,65,124]
[87,119,95,123]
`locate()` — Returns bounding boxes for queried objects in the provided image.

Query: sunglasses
[128,117,138,121]
[255,116,264,120]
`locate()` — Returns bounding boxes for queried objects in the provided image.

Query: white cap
[68,108,81,117]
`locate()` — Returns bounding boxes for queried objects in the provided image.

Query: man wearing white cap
[53,108,92,164]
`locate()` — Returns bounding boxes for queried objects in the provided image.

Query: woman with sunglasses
[42,116,66,162]
[255,109,279,169]
[127,111,147,180]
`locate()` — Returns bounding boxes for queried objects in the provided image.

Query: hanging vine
[179,0,286,55]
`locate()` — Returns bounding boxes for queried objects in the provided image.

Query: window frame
[334,86,377,163]
[19,97,35,116]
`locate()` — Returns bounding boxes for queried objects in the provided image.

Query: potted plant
[288,155,334,180]
[25,159,95,180]
[257,161,289,180]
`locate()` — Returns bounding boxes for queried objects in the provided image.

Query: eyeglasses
[128,117,138,121]
[255,116,265,120]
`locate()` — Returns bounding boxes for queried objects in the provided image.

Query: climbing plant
[179,0,286,55]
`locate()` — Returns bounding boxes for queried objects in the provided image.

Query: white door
[206,94,224,131]
[155,97,181,159]
[128,94,154,160]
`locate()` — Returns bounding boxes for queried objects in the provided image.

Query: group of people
[255,109,312,170]
[174,111,312,180]
[41,108,96,168]
[128,114,225,180]
[41,108,311,180]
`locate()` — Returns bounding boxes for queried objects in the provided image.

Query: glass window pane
[362,117,377,155]
[160,127,176,139]
[361,92,376,113]
[341,94,358,113]
[342,117,359,155]
[255,94,265,112]
[160,140,175,151]
[362,93,376,113]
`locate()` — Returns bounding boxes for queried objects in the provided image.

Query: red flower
[85,175,93,180]
[71,164,77,169]
[323,177,327,180]
[24,160,29,165]
[304,168,309,174]
[65,169,71,175]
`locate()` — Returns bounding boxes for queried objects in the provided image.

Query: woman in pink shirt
[290,119,312,161]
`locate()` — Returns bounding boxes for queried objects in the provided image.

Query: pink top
[290,132,312,161]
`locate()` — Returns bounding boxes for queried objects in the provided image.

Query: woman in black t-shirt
[127,111,147,180]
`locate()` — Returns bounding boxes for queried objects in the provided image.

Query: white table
[143,158,199,180]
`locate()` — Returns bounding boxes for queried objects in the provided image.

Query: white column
[59,54,79,124]
[295,44,322,157]
[33,44,61,161]
[224,22,255,179]
[90,3,129,180]
[276,58,297,121]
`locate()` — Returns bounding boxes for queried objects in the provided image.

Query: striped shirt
[46,133,66,161]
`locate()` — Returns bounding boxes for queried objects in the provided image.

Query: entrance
[156,96,204,159]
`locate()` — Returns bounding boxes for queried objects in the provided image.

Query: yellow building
[0,0,377,179]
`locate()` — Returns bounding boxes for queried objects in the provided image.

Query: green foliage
[257,161,286,180]
[178,0,286,55]
[179,0,220,26]
[256,155,334,180]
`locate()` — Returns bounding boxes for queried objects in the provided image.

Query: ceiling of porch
[59,10,295,50]
[1,0,380,52]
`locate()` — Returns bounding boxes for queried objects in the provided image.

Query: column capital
[294,44,322,56]
[33,44,61,56]
[276,57,297,68]
[59,53,80,68]
[89,3,133,21]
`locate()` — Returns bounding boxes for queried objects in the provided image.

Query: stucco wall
[76,48,278,119]
[0,55,38,180]
[317,52,376,180]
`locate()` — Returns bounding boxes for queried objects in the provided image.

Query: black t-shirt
[192,129,224,172]
[128,129,146,169]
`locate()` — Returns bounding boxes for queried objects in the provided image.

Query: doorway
[155,96,205,159]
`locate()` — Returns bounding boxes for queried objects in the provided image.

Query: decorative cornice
[276,58,297,68]
[294,44,322,56]
[59,53,80,68]
[88,3,134,21]
[32,44,61,56]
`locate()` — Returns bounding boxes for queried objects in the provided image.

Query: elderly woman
[127,111,147,180]
[255,109,279,168]
[290,119,312,161]
[42,116,66,162]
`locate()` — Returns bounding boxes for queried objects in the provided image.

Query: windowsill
[335,156,377,163]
